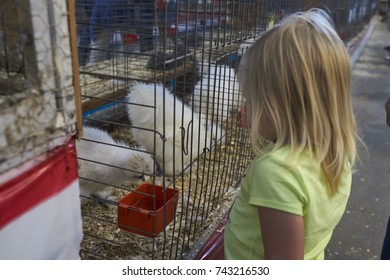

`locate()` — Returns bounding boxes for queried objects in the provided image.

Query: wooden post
[67,0,83,138]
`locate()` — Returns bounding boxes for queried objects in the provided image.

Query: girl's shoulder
[250,145,320,176]
[254,144,307,164]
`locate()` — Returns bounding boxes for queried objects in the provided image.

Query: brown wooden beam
[67,0,83,138]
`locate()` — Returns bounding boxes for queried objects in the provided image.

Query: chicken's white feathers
[191,64,240,122]
[126,82,224,176]
[76,126,153,199]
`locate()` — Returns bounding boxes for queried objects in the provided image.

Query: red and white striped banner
[0,138,83,259]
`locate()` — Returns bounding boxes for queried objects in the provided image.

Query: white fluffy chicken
[76,126,154,200]
[191,63,241,122]
[126,82,224,176]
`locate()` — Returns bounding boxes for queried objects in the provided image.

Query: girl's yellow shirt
[224,145,352,260]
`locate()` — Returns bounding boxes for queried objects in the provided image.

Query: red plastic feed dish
[122,34,140,44]
[117,183,179,238]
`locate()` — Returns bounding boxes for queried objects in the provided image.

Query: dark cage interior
[0,0,31,85]
[72,0,377,259]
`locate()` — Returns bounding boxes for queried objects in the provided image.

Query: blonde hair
[239,9,359,195]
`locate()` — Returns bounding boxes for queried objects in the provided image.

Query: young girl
[224,9,360,260]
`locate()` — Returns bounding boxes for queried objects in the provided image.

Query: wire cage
[75,0,273,260]
[74,0,377,260]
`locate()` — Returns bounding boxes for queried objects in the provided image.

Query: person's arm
[257,206,304,260]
